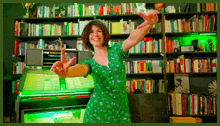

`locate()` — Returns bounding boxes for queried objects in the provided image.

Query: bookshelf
[10,3,217,123]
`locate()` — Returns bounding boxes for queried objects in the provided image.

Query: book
[174,74,190,94]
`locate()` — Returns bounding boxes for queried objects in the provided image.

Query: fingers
[61,48,66,63]
[64,57,76,70]
[52,68,65,78]
[50,61,63,73]
[137,12,145,19]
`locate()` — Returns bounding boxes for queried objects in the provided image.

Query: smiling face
[81,20,110,51]
[89,25,105,48]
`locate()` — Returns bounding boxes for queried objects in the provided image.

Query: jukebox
[15,67,94,123]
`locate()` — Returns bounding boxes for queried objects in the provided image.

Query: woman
[50,10,159,123]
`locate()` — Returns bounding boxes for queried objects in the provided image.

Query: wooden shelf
[15,32,163,40]
[12,74,22,79]
[170,115,217,117]
[164,11,217,15]
[166,52,217,58]
[164,11,217,19]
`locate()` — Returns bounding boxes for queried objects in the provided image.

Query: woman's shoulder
[79,57,92,64]
[108,41,123,51]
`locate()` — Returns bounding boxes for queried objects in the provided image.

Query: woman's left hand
[137,10,160,29]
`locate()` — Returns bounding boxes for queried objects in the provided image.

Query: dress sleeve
[111,41,129,59]
[79,58,91,78]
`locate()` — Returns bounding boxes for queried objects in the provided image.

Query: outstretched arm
[122,10,160,53]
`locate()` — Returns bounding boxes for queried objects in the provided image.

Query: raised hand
[50,48,76,78]
[137,10,160,29]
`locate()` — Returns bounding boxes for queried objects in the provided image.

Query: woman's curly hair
[81,20,110,51]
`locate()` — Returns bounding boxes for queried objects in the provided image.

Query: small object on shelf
[21,3,35,18]
[154,3,164,9]
[180,45,194,52]
[77,38,83,51]
[208,80,217,96]
[174,74,190,94]
[173,48,179,53]
[136,3,147,13]
[165,6,176,13]
[191,39,198,52]
[206,39,213,52]
[154,3,164,13]
[198,44,204,52]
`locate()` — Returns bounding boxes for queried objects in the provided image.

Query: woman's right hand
[50,48,76,78]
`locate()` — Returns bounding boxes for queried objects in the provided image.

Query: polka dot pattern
[79,41,131,123]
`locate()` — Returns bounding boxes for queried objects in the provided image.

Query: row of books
[164,14,216,33]
[12,80,20,94]
[34,3,139,18]
[14,17,162,37]
[126,79,165,94]
[129,37,163,53]
[166,55,217,73]
[124,60,163,74]
[168,91,217,116]
[12,62,25,74]
[13,19,138,37]
[182,3,217,13]
[14,39,67,55]
[98,19,161,34]
[34,3,217,18]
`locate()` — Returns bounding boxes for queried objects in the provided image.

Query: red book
[14,20,18,36]
[191,59,194,73]
[131,80,135,94]
[144,38,147,53]
[210,14,215,31]
[212,60,216,72]
[204,14,208,31]
[183,57,186,73]
[14,40,19,55]
[14,81,18,94]
[209,97,211,115]
[166,37,169,53]
[142,81,144,93]
[100,5,104,15]
[120,4,122,15]
[202,59,205,73]
[140,61,144,72]
[205,3,208,11]
[190,94,194,115]
[181,94,186,115]
[214,3,216,11]
[169,40,171,52]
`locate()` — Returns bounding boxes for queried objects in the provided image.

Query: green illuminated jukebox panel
[16,67,94,123]
[23,105,86,123]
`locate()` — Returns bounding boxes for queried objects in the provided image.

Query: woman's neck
[93,46,107,57]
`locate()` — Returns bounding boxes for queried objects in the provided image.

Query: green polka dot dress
[79,41,131,123]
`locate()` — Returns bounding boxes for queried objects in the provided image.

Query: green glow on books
[169,33,217,52]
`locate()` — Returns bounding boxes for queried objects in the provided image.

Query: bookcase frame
[12,3,217,123]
